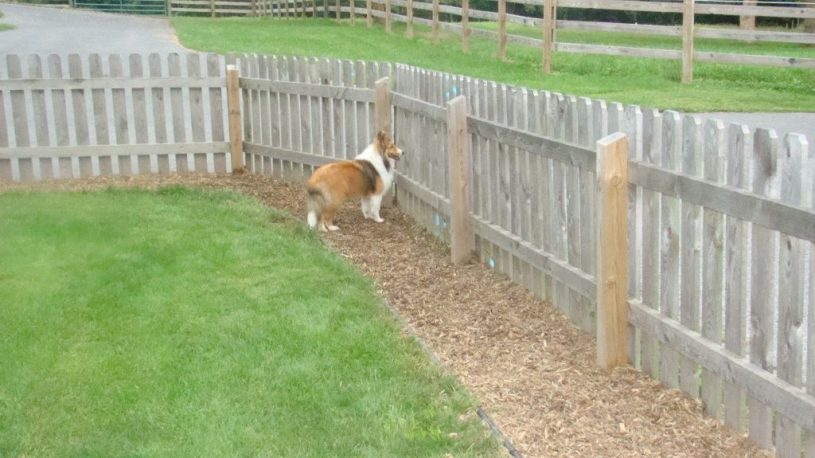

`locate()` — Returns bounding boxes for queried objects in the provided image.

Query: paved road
[0,2,811,143]
[0,2,185,55]
[695,112,814,145]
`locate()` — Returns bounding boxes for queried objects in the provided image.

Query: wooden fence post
[374,77,391,134]
[385,0,392,33]
[366,0,372,26]
[596,132,629,370]
[405,0,414,37]
[461,0,470,52]
[432,0,440,44]
[739,0,757,30]
[498,0,507,60]
[448,96,473,265]
[542,0,555,74]
[226,65,245,174]
[335,0,340,21]
[682,0,695,83]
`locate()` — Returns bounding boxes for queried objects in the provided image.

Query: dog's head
[374,131,404,162]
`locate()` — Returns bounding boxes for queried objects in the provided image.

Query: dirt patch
[1,174,766,457]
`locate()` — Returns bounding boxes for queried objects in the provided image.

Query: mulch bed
[1,173,766,457]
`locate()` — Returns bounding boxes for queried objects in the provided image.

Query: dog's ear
[375,130,388,153]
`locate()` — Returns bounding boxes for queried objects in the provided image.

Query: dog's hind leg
[322,205,341,231]
[306,187,325,230]
[360,197,372,219]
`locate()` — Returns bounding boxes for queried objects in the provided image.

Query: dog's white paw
[373,217,384,223]
[328,224,340,231]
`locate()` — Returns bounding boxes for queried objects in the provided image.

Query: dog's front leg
[369,194,385,223]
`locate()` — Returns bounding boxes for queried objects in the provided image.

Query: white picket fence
[2,52,814,457]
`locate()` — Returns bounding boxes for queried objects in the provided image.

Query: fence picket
[723,123,751,432]
[169,53,190,172]
[679,115,703,398]
[109,54,128,176]
[88,54,110,176]
[26,55,46,181]
[207,54,225,172]
[748,127,781,450]
[700,119,726,418]
[640,108,662,379]
[67,54,88,178]
[47,55,70,179]
[775,133,808,456]
[8,55,30,181]
[659,110,682,390]
[148,54,166,173]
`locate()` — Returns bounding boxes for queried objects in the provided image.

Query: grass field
[0,9,15,31]
[0,188,499,457]
[171,17,815,112]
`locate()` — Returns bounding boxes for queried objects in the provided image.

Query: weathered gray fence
[2,52,814,457]
[0,53,231,181]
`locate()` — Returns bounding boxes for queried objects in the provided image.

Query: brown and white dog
[306,131,403,231]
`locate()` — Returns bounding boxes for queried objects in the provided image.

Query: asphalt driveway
[0,2,185,55]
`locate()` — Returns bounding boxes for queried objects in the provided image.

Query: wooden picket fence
[2,52,815,457]
[0,53,232,181]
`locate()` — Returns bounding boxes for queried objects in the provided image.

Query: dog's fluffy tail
[306,187,324,229]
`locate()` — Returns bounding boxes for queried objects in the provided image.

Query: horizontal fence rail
[2,52,814,457]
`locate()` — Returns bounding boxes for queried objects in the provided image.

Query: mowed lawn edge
[171,17,815,112]
[0,187,500,457]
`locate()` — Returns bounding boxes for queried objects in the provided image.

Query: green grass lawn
[0,188,499,457]
[171,17,815,112]
[0,10,14,31]
[473,21,815,58]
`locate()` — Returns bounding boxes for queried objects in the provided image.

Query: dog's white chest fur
[355,144,395,192]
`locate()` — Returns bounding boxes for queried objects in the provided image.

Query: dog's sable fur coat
[306,131,403,231]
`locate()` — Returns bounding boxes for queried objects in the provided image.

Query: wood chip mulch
[1,173,767,458]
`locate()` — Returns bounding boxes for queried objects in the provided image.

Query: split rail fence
[165,0,815,82]
[2,52,815,457]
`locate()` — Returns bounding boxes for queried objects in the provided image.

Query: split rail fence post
[542,0,555,74]
[385,0,392,33]
[682,0,695,83]
[447,96,473,265]
[406,0,414,37]
[432,0,440,43]
[498,0,507,60]
[461,0,470,52]
[740,0,757,30]
[366,0,372,26]
[596,132,629,370]
[226,65,245,174]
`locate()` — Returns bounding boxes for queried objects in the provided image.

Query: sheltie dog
[306,131,404,231]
